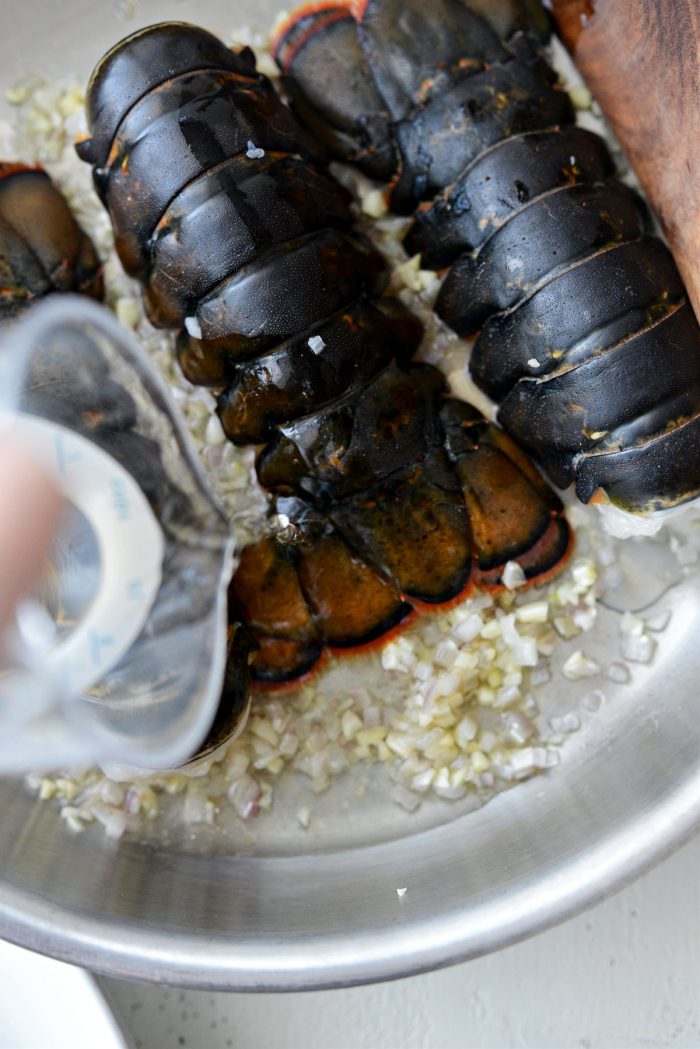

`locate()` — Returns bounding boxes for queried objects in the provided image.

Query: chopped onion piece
[562,650,600,680]
[620,632,656,664]
[606,661,631,684]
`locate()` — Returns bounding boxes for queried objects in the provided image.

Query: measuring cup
[0,296,247,773]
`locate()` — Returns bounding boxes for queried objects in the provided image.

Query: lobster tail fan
[229,518,413,685]
[440,400,571,585]
[295,524,412,648]
[0,165,103,318]
[257,365,476,606]
[229,536,324,684]
[355,0,507,119]
[272,2,352,67]
[273,5,396,179]
[329,466,474,604]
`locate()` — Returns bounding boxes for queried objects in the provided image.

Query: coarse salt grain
[307,334,326,354]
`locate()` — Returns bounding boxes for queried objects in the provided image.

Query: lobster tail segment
[440,400,571,585]
[436,180,650,337]
[76,22,262,169]
[215,297,422,445]
[405,127,615,269]
[144,154,353,329]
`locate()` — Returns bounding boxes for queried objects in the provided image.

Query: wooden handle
[550,0,700,322]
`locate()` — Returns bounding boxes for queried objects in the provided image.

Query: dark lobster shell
[79,21,570,685]
[0,163,103,318]
[275,0,700,514]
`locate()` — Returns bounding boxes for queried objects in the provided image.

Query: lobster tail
[78,22,410,432]
[275,2,571,213]
[81,22,572,688]
[242,363,569,684]
[279,0,700,514]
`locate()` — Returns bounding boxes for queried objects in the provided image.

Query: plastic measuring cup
[0,296,244,773]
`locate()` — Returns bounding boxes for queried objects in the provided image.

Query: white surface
[0,938,127,1049]
[102,832,700,1049]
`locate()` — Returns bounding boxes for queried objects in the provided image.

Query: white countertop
[97,832,700,1049]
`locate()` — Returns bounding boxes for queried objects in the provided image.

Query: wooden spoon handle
[550,0,700,321]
